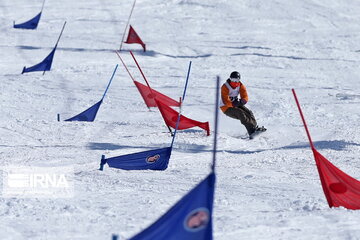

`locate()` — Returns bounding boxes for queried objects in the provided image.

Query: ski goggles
[230,77,240,82]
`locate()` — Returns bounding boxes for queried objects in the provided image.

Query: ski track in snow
[1,0,360,239]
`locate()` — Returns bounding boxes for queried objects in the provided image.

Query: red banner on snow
[125,25,146,52]
[134,81,180,108]
[313,149,360,209]
[293,88,360,210]
[156,99,210,136]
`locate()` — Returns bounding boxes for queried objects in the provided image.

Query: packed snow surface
[1,0,360,239]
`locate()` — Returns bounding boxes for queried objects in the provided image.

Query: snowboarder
[220,71,266,138]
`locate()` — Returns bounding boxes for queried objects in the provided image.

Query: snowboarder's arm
[221,85,233,107]
[239,84,249,103]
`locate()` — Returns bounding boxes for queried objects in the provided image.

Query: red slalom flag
[156,99,210,136]
[293,89,360,210]
[124,25,146,52]
[134,81,180,108]
[313,149,360,209]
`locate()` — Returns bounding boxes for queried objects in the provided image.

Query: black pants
[224,105,257,134]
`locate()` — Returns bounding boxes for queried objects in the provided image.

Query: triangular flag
[134,80,180,108]
[65,100,102,122]
[293,89,360,209]
[60,65,118,122]
[156,99,210,136]
[129,172,215,240]
[313,149,360,209]
[22,47,55,74]
[124,25,146,52]
[22,21,66,74]
[14,12,42,30]
[13,0,45,30]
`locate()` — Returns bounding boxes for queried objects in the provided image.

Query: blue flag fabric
[65,100,102,122]
[129,172,215,240]
[22,47,56,74]
[14,12,42,29]
[102,147,172,171]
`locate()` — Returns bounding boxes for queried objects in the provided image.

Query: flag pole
[129,51,158,102]
[129,51,153,94]
[170,61,192,139]
[119,0,136,51]
[101,64,118,100]
[170,60,191,146]
[115,51,137,83]
[42,21,66,75]
[170,111,181,148]
[211,76,220,172]
[41,0,46,12]
[181,61,192,102]
[292,89,315,150]
[115,50,151,110]
[55,21,66,48]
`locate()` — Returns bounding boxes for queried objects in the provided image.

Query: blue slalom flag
[22,21,66,74]
[14,12,42,30]
[100,147,172,171]
[22,47,55,74]
[14,0,46,30]
[65,100,103,122]
[99,117,179,171]
[61,64,118,122]
[99,105,181,171]
[129,172,215,240]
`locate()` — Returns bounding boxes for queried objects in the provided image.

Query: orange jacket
[220,80,249,112]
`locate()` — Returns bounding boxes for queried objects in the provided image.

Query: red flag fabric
[312,149,360,209]
[155,99,210,136]
[125,25,146,52]
[133,81,180,108]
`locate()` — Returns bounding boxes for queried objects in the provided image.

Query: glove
[232,99,242,107]
[232,98,247,107]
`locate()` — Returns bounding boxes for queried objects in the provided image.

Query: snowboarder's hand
[240,98,247,105]
[232,99,242,107]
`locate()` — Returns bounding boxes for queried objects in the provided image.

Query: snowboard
[249,126,267,139]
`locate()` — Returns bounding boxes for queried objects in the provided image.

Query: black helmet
[229,71,241,82]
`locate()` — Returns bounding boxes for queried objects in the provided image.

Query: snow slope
[1,0,360,239]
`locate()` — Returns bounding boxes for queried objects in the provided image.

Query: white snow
[1,0,360,239]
